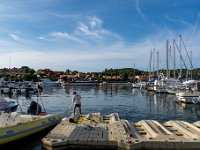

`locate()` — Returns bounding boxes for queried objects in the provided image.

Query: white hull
[64,82,97,86]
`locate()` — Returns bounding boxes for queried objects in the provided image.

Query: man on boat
[72,91,82,116]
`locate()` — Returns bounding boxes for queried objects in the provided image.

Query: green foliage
[23,73,36,81]
[66,69,71,74]
[102,68,144,76]
[21,66,35,74]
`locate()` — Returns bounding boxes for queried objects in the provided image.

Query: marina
[0,0,200,149]
[0,84,200,149]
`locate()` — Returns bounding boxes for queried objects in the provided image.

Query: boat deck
[42,113,200,150]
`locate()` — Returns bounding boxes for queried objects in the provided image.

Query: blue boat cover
[0,99,18,113]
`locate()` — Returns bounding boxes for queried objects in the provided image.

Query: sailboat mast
[190,51,193,79]
[173,39,176,78]
[157,50,159,77]
[179,35,182,77]
[149,49,152,76]
[166,40,169,78]
[152,49,155,76]
[169,45,172,78]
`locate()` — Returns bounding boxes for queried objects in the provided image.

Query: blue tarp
[0,99,18,113]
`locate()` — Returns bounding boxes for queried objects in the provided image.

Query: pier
[42,113,200,150]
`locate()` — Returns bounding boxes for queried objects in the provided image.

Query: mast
[157,50,159,77]
[179,35,182,77]
[190,51,192,79]
[149,49,152,76]
[169,45,172,78]
[152,49,155,76]
[188,13,199,79]
[166,40,169,79]
[173,39,176,78]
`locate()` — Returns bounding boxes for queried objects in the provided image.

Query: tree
[21,66,35,74]
[122,73,129,81]
[66,69,71,74]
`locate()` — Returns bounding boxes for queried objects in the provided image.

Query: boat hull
[0,113,62,145]
[64,82,97,86]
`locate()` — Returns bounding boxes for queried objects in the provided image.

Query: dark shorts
[75,104,81,107]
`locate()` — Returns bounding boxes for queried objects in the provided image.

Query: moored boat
[176,90,200,104]
[0,99,65,145]
[64,80,97,86]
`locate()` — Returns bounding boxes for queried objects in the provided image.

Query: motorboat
[132,82,146,89]
[0,100,65,145]
[176,90,200,104]
[64,80,97,86]
[39,78,61,88]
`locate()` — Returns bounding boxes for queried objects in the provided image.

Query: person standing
[72,91,82,116]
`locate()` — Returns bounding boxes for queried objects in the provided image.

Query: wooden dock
[42,113,200,150]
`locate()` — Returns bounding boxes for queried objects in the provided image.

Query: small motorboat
[0,100,65,145]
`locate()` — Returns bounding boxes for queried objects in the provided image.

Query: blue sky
[0,0,199,72]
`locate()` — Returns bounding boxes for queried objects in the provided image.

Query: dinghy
[0,100,65,145]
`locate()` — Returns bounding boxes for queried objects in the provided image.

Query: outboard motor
[197,82,200,92]
[27,101,42,115]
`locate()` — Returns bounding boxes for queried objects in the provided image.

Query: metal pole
[157,50,159,77]
[190,51,193,79]
[166,40,169,78]
[149,49,152,76]
[152,49,155,76]
[173,39,176,78]
[179,35,182,77]
[169,45,171,78]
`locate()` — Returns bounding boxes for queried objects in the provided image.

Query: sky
[0,0,199,72]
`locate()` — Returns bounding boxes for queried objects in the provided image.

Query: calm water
[1,84,200,149]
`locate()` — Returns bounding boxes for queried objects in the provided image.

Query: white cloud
[135,0,147,21]
[8,33,21,41]
[49,31,82,42]
[89,16,102,29]
[40,16,120,44]
[164,15,193,27]
[78,23,98,37]
[76,16,120,41]
[38,36,45,40]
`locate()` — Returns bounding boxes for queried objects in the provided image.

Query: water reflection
[2,86,200,123]
[177,103,200,118]
[100,83,132,96]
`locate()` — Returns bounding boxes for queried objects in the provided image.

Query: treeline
[0,66,200,82]
[101,68,146,76]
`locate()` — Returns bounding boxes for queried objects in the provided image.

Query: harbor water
[1,83,200,149]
